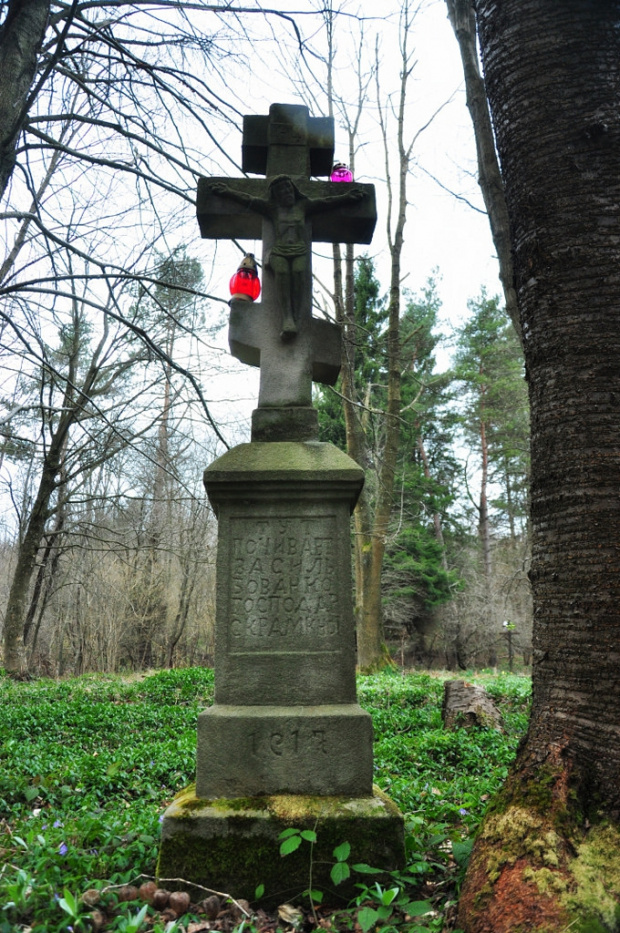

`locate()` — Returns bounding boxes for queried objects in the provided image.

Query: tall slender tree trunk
[23,498,65,653]
[445,0,520,340]
[2,308,104,674]
[458,3,620,930]
[333,240,388,668]
[326,0,417,669]
[4,470,55,672]
[417,436,447,561]
[3,419,70,673]
[478,411,491,581]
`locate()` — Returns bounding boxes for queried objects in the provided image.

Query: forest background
[0,0,531,676]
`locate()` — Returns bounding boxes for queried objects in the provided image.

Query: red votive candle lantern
[229,253,261,302]
[330,162,354,183]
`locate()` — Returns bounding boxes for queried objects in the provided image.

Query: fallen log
[441,679,503,732]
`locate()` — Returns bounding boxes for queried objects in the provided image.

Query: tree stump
[441,680,503,732]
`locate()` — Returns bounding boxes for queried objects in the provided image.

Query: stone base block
[252,407,318,442]
[196,704,373,798]
[158,785,405,908]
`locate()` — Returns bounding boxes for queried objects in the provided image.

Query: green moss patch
[479,806,563,882]
[564,824,620,932]
[158,785,405,907]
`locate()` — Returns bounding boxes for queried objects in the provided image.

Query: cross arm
[305,186,367,217]
[197,176,376,245]
[197,177,269,239]
[296,180,377,244]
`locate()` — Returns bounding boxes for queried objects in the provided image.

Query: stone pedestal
[158,442,404,900]
[158,786,405,908]
[198,441,371,798]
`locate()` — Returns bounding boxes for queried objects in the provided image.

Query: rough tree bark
[441,679,503,732]
[0,0,51,198]
[458,3,620,930]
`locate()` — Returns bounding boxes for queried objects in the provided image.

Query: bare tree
[295,0,453,670]
[0,0,320,673]
[2,271,158,671]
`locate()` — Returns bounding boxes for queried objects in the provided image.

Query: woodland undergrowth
[0,668,530,932]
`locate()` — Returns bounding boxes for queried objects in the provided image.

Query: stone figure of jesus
[208,174,366,339]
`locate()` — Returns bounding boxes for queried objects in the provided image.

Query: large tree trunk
[0,0,50,199]
[458,3,620,930]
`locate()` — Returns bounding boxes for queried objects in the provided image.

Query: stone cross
[158,105,404,901]
[196,103,377,440]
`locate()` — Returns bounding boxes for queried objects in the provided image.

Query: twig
[100,874,154,893]
[158,878,252,917]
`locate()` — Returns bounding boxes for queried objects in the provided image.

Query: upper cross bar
[242,103,334,179]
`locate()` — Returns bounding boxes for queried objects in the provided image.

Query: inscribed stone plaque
[229,515,339,654]
[203,444,364,712]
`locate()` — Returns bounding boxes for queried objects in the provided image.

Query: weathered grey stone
[158,786,405,908]
[242,104,334,177]
[196,705,373,798]
[203,439,365,486]
[227,299,341,413]
[196,103,376,425]
[158,104,404,905]
[197,177,377,244]
[251,407,319,443]
[198,442,371,797]
[228,299,341,389]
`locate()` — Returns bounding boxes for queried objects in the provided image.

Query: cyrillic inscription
[229,516,340,652]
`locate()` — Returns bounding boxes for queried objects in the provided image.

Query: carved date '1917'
[249,728,328,757]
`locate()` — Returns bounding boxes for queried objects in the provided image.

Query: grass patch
[0,667,529,931]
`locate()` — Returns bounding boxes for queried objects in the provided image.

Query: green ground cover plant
[0,668,530,931]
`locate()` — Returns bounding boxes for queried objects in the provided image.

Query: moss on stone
[158,785,405,908]
[174,784,207,811]
[204,442,364,485]
[158,828,276,902]
[212,796,270,813]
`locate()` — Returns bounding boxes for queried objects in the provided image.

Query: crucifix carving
[196,103,377,441]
